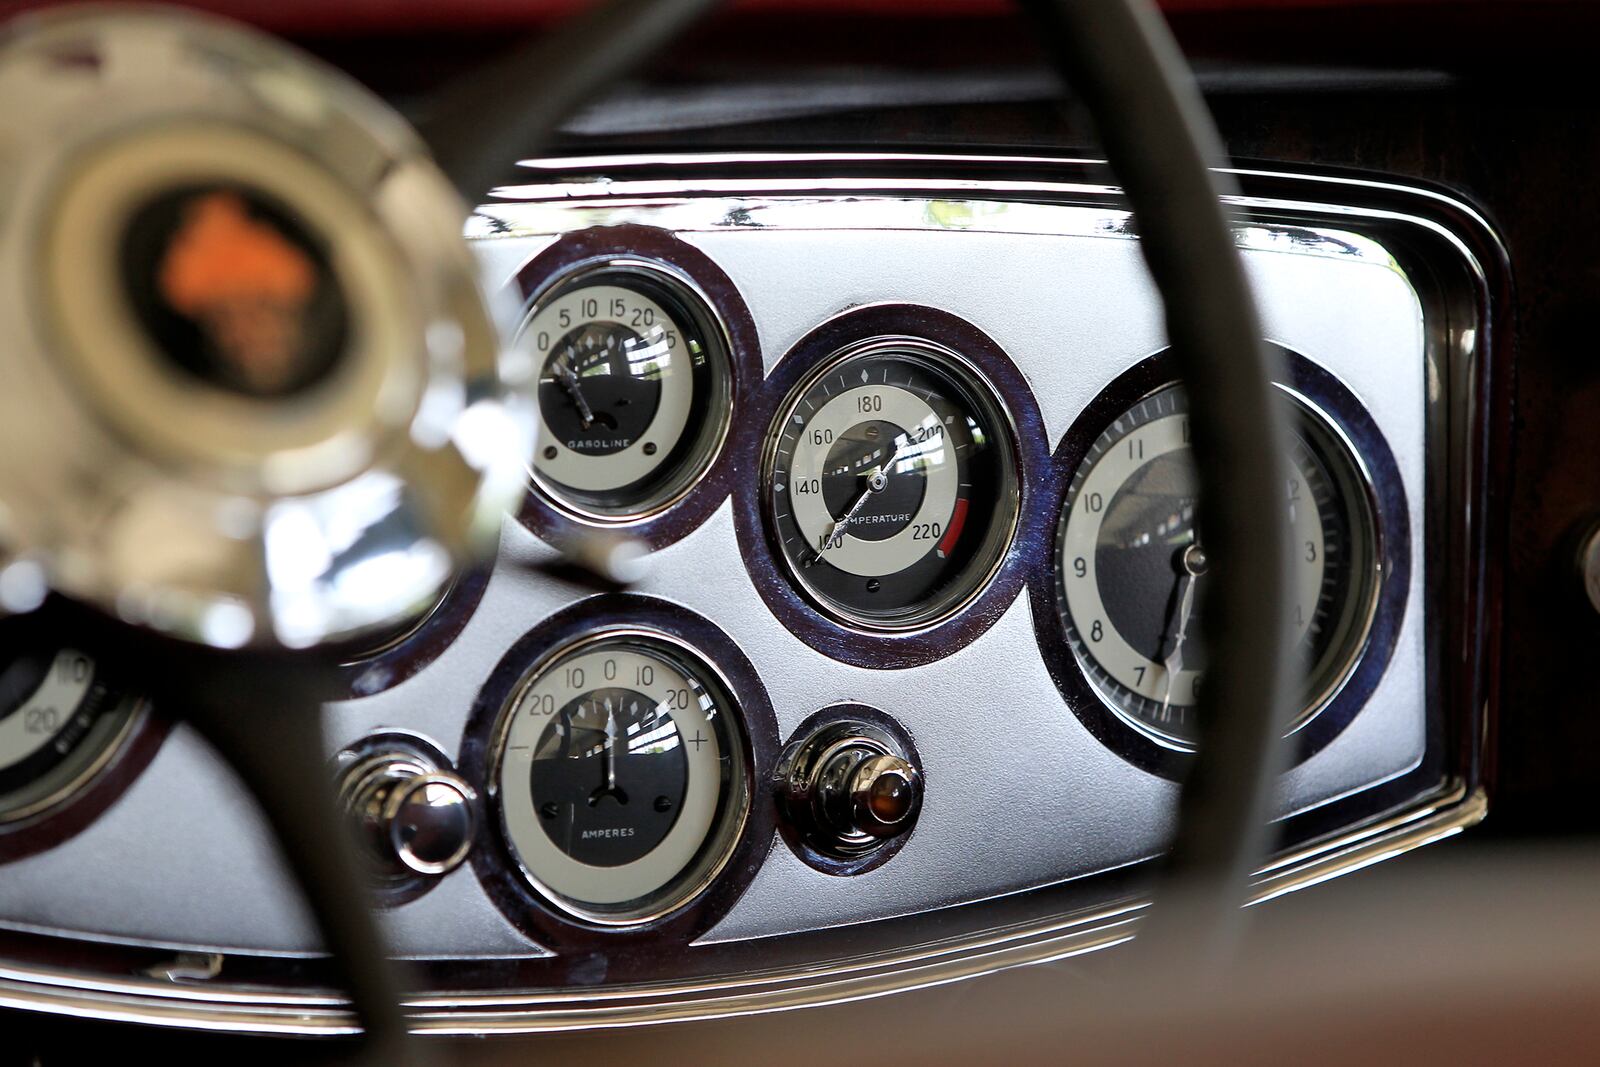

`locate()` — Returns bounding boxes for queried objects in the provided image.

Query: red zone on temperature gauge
[764,339,1017,631]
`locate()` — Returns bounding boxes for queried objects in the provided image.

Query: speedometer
[764,337,1019,631]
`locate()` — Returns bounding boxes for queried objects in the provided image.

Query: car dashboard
[2,0,1586,1057]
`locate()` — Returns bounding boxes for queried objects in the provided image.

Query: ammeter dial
[0,636,140,823]
[765,338,1019,630]
[494,632,746,924]
[517,262,731,521]
[1055,383,1378,749]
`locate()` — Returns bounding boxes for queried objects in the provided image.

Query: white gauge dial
[786,385,959,578]
[1060,413,1325,706]
[495,633,745,924]
[517,263,730,520]
[0,641,139,822]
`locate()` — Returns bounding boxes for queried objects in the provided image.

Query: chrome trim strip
[0,785,1485,1035]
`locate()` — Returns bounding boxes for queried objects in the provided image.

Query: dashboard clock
[764,337,1020,631]
[491,629,748,925]
[1055,382,1380,749]
[517,260,732,522]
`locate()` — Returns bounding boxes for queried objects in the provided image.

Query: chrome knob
[341,753,477,879]
[776,716,923,864]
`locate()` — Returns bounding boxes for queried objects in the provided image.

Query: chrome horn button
[0,7,534,649]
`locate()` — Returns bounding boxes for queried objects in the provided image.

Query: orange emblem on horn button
[157,191,318,395]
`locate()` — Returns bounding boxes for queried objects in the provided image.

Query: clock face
[1056,383,1378,749]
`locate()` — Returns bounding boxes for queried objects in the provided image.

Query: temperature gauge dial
[764,338,1019,630]
[493,632,746,925]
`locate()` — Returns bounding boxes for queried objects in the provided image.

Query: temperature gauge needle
[817,437,912,558]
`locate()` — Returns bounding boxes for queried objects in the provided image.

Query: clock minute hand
[1159,571,1197,717]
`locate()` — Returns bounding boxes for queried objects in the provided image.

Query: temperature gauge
[764,338,1019,630]
[492,631,746,924]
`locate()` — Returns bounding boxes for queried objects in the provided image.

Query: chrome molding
[0,785,1485,1035]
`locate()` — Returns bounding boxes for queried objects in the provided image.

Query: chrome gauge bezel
[1031,346,1411,778]
[461,595,779,946]
[510,226,762,550]
[736,303,1049,669]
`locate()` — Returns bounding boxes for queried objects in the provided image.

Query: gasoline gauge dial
[494,632,746,924]
[1055,383,1379,749]
[517,261,731,521]
[765,338,1019,630]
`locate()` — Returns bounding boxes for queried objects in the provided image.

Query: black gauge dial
[495,632,746,924]
[518,262,731,521]
[1055,383,1378,748]
[528,686,687,868]
[540,322,663,460]
[765,338,1019,630]
[0,636,139,823]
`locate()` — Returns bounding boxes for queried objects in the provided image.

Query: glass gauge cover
[517,261,731,521]
[765,338,1020,631]
[0,639,139,823]
[1055,383,1378,749]
[493,632,747,924]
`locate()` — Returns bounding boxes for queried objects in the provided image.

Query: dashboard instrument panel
[0,154,1502,1035]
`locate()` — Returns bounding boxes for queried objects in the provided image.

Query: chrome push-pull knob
[340,749,477,880]
[845,753,921,836]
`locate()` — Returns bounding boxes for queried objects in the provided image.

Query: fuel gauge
[517,261,732,522]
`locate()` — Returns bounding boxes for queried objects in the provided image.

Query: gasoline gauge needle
[553,358,596,430]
